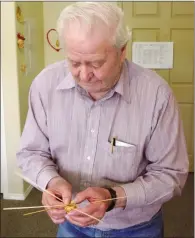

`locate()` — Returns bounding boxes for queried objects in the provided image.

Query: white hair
[56,2,131,49]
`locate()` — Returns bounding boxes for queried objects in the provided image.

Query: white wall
[1,2,25,199]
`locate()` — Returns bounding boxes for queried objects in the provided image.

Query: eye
[91,61,104,69]
[92,64,101,69]
[70,60,80,67]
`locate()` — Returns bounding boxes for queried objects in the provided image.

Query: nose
[79,65,93,82]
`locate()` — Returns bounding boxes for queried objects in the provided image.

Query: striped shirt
[17,59,189,230]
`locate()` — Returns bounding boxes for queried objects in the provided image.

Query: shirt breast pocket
[100,141,138,183]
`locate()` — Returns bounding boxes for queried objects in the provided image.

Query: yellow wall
[17,2,45,132]
[16,2,45,191]
[43,2,72,66]
[43,2,119,66]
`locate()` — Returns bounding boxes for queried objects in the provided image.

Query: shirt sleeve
[16,79,60,189]
[121,85,189,209]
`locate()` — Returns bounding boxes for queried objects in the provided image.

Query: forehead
[65,41,109,61]
[64,20,114,59]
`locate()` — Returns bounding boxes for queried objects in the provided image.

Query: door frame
[1,79,9,196]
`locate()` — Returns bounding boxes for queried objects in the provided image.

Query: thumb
[73,190,88,204]
[62,193,71,205]
[59,187,71,205]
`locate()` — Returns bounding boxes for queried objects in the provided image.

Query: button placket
[80,104,101,187]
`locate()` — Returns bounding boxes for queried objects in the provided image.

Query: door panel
[170,29,194,83]
[122,1,194,171]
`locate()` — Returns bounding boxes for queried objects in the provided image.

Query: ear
[120,43,127,62]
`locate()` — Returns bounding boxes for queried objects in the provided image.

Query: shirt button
[87,156,91,160]
[91,129,95,133]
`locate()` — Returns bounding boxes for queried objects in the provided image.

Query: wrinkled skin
[42,177,72,224]
[66,187,111,227]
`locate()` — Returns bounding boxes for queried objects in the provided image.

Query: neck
[89,91,109,101]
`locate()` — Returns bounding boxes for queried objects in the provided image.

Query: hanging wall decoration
[16,5,24,23]
[20,64,27,73]
[46,28,62,52]
[17,33,25,49]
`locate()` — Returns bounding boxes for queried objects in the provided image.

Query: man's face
[64,23,126,96]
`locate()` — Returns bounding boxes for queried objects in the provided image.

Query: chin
[85,87,99,94]
[80,83,99,92]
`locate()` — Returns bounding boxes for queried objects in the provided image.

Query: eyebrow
[68,58,105,64]
[67,52,107,62]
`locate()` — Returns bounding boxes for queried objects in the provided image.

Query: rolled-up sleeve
[16,79,59,189]
[121,85,189,209]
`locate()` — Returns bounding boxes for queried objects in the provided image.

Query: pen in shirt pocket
[110,137,136,153]
[111,137,116,153]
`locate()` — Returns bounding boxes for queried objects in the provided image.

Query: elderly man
[17,2,188,238]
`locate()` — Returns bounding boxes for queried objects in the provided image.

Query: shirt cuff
[120,179,146,210]
[36,169,60,189]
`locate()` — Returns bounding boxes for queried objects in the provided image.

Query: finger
[51,215,66,220]
[74,203,97,216]
[86,220,99,226]
[68,210,85,217]
[48,197,64,207]
[42,191,60,204]
[43,192,65,208]
[68,215,92,225]
[67,210,96,226]
[51,214,65,220]
[46,209,64,220]
[48,212,66,221]
[44,206,66,222]
[49,208,66,218]
[74,189,90,204]
[51,217,66,225]
[68,206,104,226]
[62,193,72,206]
[67,205,98,222]
[44,188,63,200]
[80,202,107,217]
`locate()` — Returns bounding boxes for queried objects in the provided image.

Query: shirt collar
[56,71,76,90]
[114,60,131,103]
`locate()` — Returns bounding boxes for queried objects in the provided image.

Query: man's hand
[42,176,72,224]
[66,187,112,227]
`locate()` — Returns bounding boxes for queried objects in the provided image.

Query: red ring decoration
[46,28,62,52]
